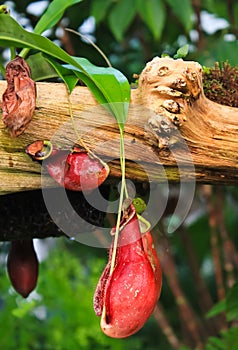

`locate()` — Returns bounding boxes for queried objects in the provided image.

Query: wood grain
[1,57,238,195]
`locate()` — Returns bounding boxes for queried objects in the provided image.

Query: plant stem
[66,86,129,276]
[119,125,128,199]
[10,47,15,60]
[19,47,30,59]
[66,87,91,152]
[66,87,109,167]
[66,89,82,142]
[65,28,112,67]
[0,62,5,77]
[109,125,127,275]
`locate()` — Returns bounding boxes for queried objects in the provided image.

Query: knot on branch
[138,57,204,149]
[138,56,203,102]
[145,113,181,149]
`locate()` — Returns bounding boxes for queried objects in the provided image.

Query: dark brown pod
[7,239,39,298]
[2,56,36,137]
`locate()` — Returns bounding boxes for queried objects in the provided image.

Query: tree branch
[1,57,238,195]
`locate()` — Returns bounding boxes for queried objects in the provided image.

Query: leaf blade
[0,14,81,68]
[165,0,193,32]
[137,0,165,40]
[108,0,136,42]
[64,57,130,124]
[27,52,58,81]
[227,282,238,322]
[44,56,79,92]
[34,0,83,34]
[0,14,130,125]
[206,299,226,319]
[91,0,112,23]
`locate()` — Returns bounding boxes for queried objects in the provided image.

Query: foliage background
[1,1,238,349]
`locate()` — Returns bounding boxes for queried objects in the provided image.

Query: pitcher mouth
[26,140,53,161]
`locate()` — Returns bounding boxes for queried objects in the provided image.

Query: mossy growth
[203,62,238,107]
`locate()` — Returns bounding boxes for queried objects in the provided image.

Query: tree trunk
[1,57,238,196]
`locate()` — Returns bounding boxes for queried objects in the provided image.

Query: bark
[0,57,238,195]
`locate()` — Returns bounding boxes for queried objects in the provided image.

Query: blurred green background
[1,1,238,349]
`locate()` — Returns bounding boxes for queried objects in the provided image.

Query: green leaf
[66,65,107,103]
[165,0,193,32]
[64,57,130,125]
[90,0,112,23]
[0,14,80,67]
[12,300,36,319]
[227,282,238,322]
[0,14,130,125]
[206,299,226,319]
[44,56,79,92]
[161,53,171,58]
[174,44,189,59]
[27,52,58,81]
[137,0,165,40]
[206,336,225,350]
[108,0,136,42]
[214,40,238,67]
[223,326,238,350]
[34,0,83,35]
[203,66,211,75]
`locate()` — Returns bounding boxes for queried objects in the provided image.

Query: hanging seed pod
[26,141,110,191]
[7,239,39,298]
[2,56,36,137]
[94,204,162,338]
